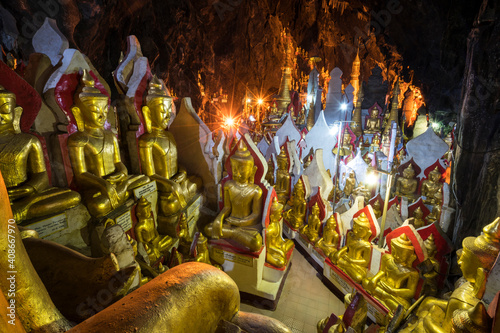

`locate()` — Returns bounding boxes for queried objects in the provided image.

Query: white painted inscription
[29,213,67,238]
[133,180,158,199]
[116,210,133,232]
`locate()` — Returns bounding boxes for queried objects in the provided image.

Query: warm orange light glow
[257,99,264,105]
[225,117,235,127]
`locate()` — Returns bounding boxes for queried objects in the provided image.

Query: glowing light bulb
[246,98,251,103]
[225,117,235,127]
[257,99,264,105]
[366,172,378,185]
[340,103,348,111]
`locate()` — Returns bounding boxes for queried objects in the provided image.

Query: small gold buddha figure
[426,187,443,224]
[372,201,382,219]
[365,108,381,134]
[139,76,198,235]
[265,159,275,186]
[301,202,322,243]
[204,140,263,252]
[194,233,211,265]
[275,147,291,204]
[421,234,440,297]
[394,164,419,201]
[283,179,307,229]
[333,130,354,157]
[412,207,427,229]
[400,218,500,333]
[266,197,294,268]
[68,70,149,218]
[370,135,381,152]
[0,86,81,222]
[177,213,193,256]
[353,182,371,204]
[421,167,442,205]
[344,171,356,197]
[362,234,419,314]
[135,196,174,264]
[315,214,339,258]
[331,212,373,283]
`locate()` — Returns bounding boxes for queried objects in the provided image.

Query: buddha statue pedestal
[23,204,91,254]
[207,137,291,308]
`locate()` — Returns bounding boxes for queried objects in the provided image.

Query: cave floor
[240,248,343,333]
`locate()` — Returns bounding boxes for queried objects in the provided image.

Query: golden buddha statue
[365,108,381,134]
[353,182,371,204]
[370,135,381,152]
[426,187,443,224]
[422,167,442,205]
[412,207,427,229]
[266,197,294,268]
[178,213,193,256]
[68,70,149,218]
[194,233,211,264]
[275,146,291,204]
[139,76,198,235]
[315,214,339,258]
[265,159,275,186]
[400,218,500,333]
[135,196,174,264]
[301,202,322,243]
[0,86,81,222]
[204,140,263,252]
[331,212,372,283]
[283,179,307,229]
[362,234,419,314]
[372,200,382,219]
[344,171,356,197]
[394,164,419,201]
[421,234,440,297]
[333,130,354,157]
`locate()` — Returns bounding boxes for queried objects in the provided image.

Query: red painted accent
[353,205,378,242]
[209,238,264,257]
[0,61,41,132]
[386,226,426,265]
[307,189,327,222]
[407,197,431,220]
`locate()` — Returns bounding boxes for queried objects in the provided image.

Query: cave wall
[452,0,500,246]
[1,0,481,115]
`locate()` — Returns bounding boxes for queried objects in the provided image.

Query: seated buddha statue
[333,130,354,157]
[343,171,356,197]
[134,196,174,264]
[331,212,372,283]
[412,207,427,229]
[178,213,193,256]
[421,167,442,205]
[372,200,382,219]
[394,164,419,201]
[283,179,307,229]
[275,146,291,204]
[421,234,440,297]
[0,86,81,222]
[362,234,419,314]
[315,214,339,258]
[204,140,263,252]
[426,187,443,224]
[68,70,149,218]
[369,135,381,152]
[301,202,321,243]
[266,197,294,268]
[139,76,198,236]
[194,233,211,265]
[364,108,381,134]
[400,218,500,333]
[265,159,275,186]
